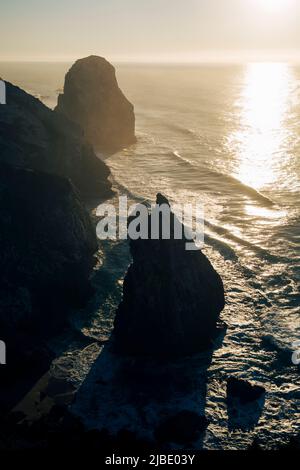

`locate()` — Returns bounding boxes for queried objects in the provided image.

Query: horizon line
[1,59,300,66]
[1,49,300,65]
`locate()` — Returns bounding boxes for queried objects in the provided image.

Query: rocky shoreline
[0,56,129,415]
[0,57,298,452]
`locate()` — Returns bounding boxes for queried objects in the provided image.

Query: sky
[1,0,300,62]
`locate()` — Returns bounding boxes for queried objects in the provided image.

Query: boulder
[0,81,113,200]
[226,377,266,404]
[113,193,225,357]
[56,55,136,154]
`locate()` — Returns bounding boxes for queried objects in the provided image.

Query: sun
[258,0,293,12]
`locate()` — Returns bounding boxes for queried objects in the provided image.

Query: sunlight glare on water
[229,63,293,191]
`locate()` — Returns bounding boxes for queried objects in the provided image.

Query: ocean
[1,61,299,448]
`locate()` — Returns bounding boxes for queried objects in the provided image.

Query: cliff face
[55,56,136,154]
[0,164,98,350]
[113,194,225,357]
[0,81,113,200]
[0,80,112,404]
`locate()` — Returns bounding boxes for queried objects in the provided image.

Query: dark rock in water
[56,55,136,154]
[156,192,169,205]
[226,377,265,404]
[226,377,265,431]
[0,81,113,200]
[155,411,209,445]
[0,164,98,412]
[113,193,225,357]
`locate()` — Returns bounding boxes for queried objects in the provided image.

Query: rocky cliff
[0,164,98,355]
[0,79,113,412]
[0,81,113,200]
[56,56,136,154]
[113,194,225,357]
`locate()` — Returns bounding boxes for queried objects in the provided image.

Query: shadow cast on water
[71,336,218,449]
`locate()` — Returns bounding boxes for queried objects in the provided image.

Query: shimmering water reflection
[228,63,294,191]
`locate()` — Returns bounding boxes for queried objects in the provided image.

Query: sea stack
[56,55,136,154]
[113,194,225,357]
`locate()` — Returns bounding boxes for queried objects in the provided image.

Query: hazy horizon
[1,0,300,63]
[2,54,300,65]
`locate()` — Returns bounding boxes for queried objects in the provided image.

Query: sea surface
[1,61,299,449]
